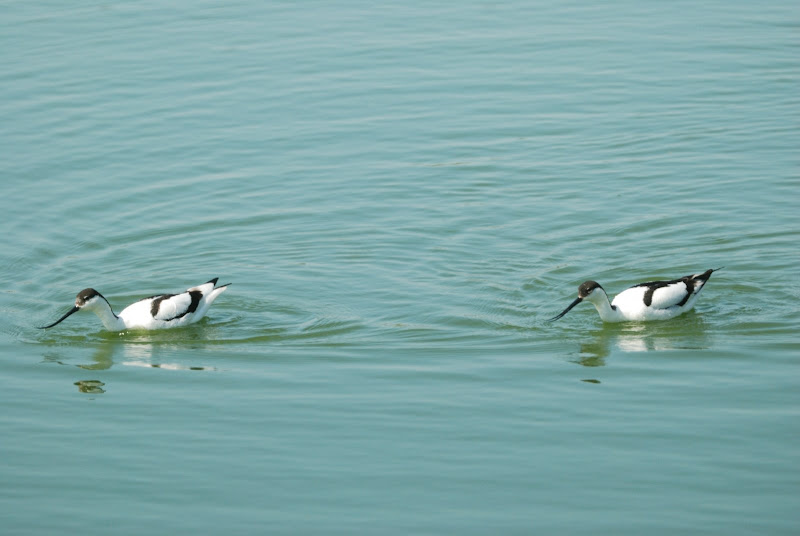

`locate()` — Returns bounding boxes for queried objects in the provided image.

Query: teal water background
[2,2,798,534]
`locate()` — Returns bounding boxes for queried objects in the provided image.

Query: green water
[2,2,798,534]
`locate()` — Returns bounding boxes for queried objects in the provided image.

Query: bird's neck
[89,303,125,331]
[588,291,623,322]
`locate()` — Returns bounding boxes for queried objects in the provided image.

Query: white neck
[587,290,624,322]
[87,301,126,331]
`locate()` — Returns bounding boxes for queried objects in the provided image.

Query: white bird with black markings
[548,268,721,322]
[39,278,229,331]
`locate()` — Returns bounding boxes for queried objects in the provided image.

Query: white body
[587,281,706,322]
[42,279,229,332]
[550,269,719,323]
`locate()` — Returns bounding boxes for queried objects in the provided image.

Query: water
[2,1,798,534]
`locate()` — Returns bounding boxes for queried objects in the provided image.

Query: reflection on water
[78,341,114,370]
[573,316,712,366]
[75,337,218,372]
[74,380,105,394]
[40,326,220,393]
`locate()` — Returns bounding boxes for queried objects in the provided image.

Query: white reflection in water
[574,317,712,366]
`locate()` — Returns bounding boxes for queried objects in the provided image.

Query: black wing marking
[150,290,202,321]
[640,278,692,307]
[150,294,174,317]
[636,269,718,309]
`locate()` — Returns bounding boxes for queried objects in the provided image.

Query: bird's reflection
[76,335,218,372]
[572,315,711,367]
[41,325,220,394]
[74,380,105,394]
[78,340,114,370]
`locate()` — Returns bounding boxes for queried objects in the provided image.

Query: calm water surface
[2,1,798,534]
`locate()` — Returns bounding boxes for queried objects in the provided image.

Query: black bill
[38,306,80,329]
[547,297,582,322]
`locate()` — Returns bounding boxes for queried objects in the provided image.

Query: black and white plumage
[39,278,229,331]
[549,268,721,322]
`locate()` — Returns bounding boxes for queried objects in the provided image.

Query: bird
[39,278,229,331]
[548,268,721,323]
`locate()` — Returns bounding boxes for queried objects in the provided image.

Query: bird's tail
[204,284,228,306]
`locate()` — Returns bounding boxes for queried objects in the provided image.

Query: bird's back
[611,269,716,320]
[118,283,228,329]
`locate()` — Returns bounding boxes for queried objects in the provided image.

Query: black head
[578,281,603,299]
[76,288,102,307]
[38,288,105,329]
[548,281,605,322]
